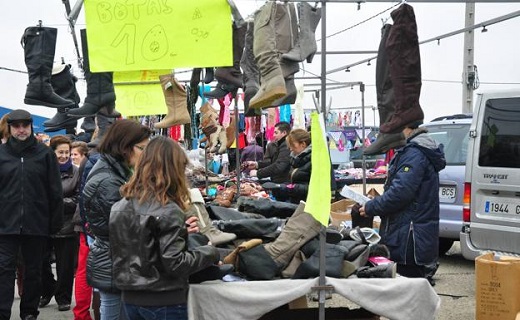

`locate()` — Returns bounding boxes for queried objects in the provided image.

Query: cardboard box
[476,253,520,320]
[330,199,357,227]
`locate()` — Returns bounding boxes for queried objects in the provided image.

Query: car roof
[423,113,473,126]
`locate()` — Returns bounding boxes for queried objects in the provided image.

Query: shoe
[38,296,51,308]
[325,227,343,244]
[356,262,396,278]
[23,315,37,320]
[58,304,71,311]
[189,264,234,284]
[261,182,281,190]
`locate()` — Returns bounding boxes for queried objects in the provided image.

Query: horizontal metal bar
[327,9,520,74]
[315,50,378,54]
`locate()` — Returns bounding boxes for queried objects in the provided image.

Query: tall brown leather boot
[364,24,405,155]
[380,4,424,134]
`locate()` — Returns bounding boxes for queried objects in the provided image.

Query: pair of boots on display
[21,25,120,132]
[248,2,320,110]
[365,3,424,156]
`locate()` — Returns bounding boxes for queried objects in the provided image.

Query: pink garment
[265,108,280,142]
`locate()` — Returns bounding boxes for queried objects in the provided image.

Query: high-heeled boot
[281,3,322,63]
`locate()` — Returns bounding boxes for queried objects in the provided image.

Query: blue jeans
[123,303,187,320]
[99,290,122,320]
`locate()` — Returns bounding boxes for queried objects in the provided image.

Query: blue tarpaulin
[0,106,66,136]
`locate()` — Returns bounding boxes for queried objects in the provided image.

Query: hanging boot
[241,21,261,117]
[22,26,75,108]
[187,188,237,246]
[282,3,322,63]
[87,113,115,148]
[204,67,214,84]
[44,64,80,131]
[380,4,424,134]
[267,3,300,108]
[154,74,190,129]
[214,23,246,88]
[81,116,96,134]
[364,24,405,155]
[68,29,120,119]
[203,81,238,99]
[263,201,322,269]
[249,2,287,109]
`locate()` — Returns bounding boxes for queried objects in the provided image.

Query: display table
[188,276,440,320]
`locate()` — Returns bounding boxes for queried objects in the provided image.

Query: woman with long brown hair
[109,136,219,320]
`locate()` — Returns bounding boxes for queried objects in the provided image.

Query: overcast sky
[1,1,520,127]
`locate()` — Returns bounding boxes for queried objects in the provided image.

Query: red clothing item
[73,233,93,320]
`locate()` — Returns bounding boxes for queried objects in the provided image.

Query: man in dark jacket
[0,109,63,320]
[360,122,446,284]
[244,122,291,183]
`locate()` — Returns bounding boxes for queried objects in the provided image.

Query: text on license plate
[485,200,520,214]
[439,186,456,199]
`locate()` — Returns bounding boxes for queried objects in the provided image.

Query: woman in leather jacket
[109,136,219,320]
[82,120,152,320]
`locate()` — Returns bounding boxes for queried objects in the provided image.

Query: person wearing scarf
[39,135,80,312]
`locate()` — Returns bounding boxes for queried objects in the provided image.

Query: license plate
[439,186,456,200]
[484,200,520,214]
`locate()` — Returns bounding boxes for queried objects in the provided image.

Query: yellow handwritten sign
[84,0,232,72]
[112,70,172,116]
[305,112,331,226]
[115,83,166,117]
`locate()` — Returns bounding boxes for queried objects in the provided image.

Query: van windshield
[479,97,520,168]
[427,124,470,165]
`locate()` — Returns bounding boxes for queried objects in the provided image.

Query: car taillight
[463,182,471,222]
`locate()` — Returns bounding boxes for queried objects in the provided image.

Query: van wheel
[439,238,454,256]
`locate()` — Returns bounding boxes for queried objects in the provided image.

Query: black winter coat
[0,137,63,236]
[257,137,291,183]
[54,164,80,237]
[84,154,131,292]
[365,130,446,266]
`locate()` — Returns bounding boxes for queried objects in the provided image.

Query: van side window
[478,97,520,168]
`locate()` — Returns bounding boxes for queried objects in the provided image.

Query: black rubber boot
[68,29,118,119]
[44,64,80,131]
[22,26,75,108]
[81,116,96,133]
[203,82,238,99]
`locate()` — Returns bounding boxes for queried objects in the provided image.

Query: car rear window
[478,97,520,168]
[427,124,469,165]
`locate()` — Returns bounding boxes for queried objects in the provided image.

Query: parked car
[422,114,472,255]
[460,90,520,260]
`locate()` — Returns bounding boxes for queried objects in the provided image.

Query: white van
[460,90,520,260]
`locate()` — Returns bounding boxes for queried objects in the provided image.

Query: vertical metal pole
[360,83,367,196]
[234,92,241,193]
[461,2,475,113]
[319,1,327,320]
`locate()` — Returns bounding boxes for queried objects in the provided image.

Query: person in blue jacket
[360,122,446,283]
